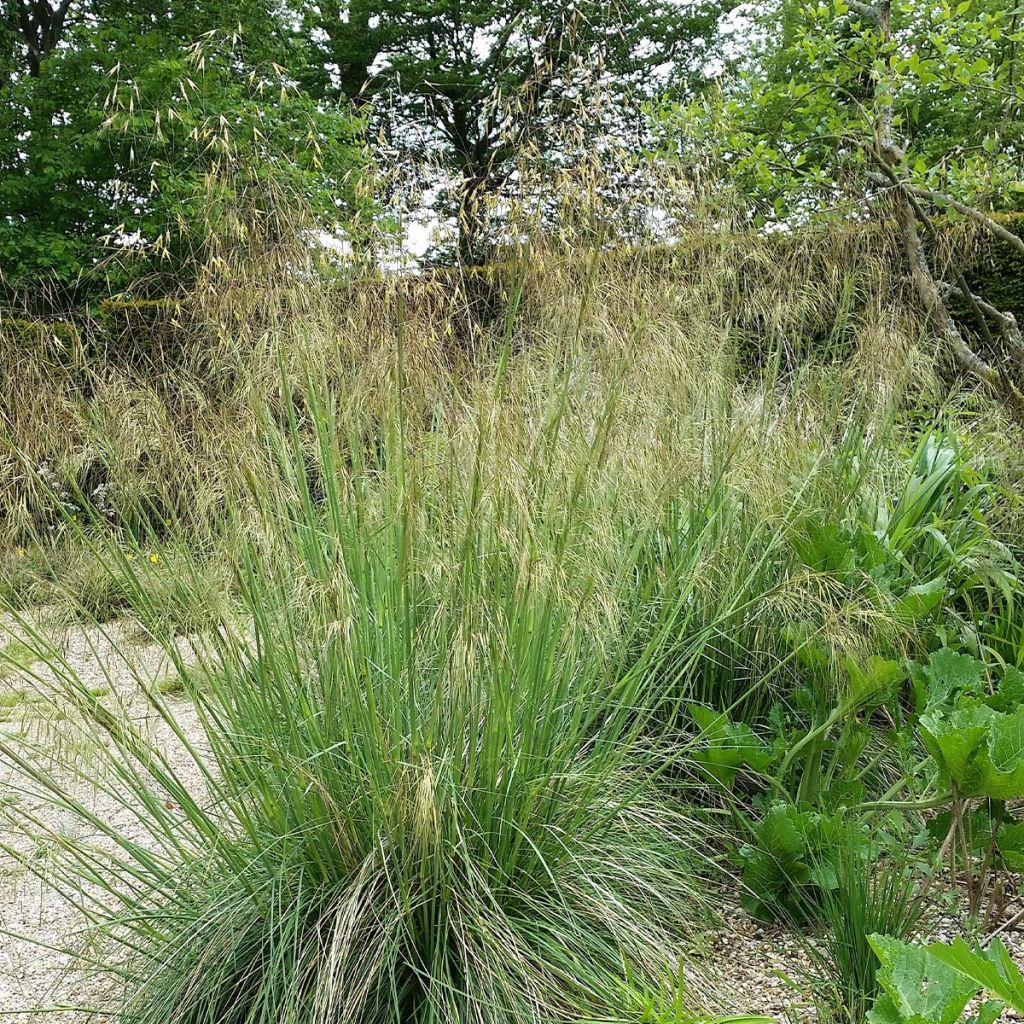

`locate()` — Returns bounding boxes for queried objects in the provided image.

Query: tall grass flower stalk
[0,328,739,1023]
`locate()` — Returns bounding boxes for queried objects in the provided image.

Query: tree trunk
[851,0,1024,418]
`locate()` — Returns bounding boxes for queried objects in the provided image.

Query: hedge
[961,212,1024,324]
[1,215,1021,365]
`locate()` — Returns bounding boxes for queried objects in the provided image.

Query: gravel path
[704,874,1024,1021]
[0,615,203,1022]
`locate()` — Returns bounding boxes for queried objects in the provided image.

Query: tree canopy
[0,0,364,308]
[657,0,1024,224]
[300,0,738,259]
[2,0,1023,309]
[0,0,740,296]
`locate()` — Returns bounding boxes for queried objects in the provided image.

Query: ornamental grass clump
[0,372,720,1024]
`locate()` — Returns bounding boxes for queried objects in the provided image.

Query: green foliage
[0,639,41,679]
[914,649,1024,799]
[763,652,905,809]
[92,298,182,362]
[912,647,1024,920]
[960,213,1024,325]
[813,842,929,1024]
[867,935,991,1024]
[0,317,81,358]
[867,935,1024,1024]
[873,432,1015,605]
[927,938,1024,1012]
[0,4,365,307]
[689,703,770,790]
[0,364,746,1023]
[0,0,741,285]
[737,801,854,921]
[657,0,1024,225]
[585,962,774,1024]
[301,0,737,259]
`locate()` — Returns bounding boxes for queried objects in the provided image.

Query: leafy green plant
[737,801,855,922]
[867,935,1024,1024]
[689,703,771,792]
[867,935,994,1024]
[772,653,906,809]
[881,433,1018,618]
[688,648,905,808]
[912,648,1024,921]
[927,938,1024,1012]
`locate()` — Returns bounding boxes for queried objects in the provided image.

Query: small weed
[0,640,41,679]
[153,674,183,694]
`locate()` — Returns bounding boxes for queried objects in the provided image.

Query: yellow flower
[16,547,26,558]
[126,553,135,561]
[148,553,160,565]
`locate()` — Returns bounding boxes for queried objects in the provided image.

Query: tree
[657,0,1024,414]
[659,0,1024,223]
[299,0,738,262]
[0,1,365,310]
[11,0,74,77]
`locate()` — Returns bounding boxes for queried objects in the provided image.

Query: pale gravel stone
[0,615,205,1021]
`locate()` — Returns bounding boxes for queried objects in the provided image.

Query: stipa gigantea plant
[0,345,745,1024]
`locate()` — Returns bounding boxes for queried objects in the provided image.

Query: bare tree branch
[903,183,1024,257]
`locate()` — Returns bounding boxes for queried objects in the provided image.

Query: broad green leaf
[989,667,1024,713]
[998,821,1024,872]
[844,654,905,710]
[921,649,985,709]
[926,938,1024,1012]
[690,704,770,788]
[868,934,980,1024]
[978,708,1024,800]
[895,578,945,622]
[919,702,993,793]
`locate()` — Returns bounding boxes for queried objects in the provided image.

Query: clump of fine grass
[0,353,747,1024]
[810,841,930,1024]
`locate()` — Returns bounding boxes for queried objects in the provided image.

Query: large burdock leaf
[926,938,1024,1012]
[978,706,1024,800]
[988,667,1024,713]
[916,653,1024,800]
[867,935,980,1024]
[911,648,984,714]
[919,702,994,795]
